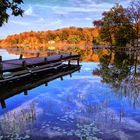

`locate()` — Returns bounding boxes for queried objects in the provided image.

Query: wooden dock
[0,54,80,83]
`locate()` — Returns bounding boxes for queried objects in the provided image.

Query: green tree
[68,35,81,44]
[94,52,131,89]
[93,3,135,48]
[93,52,139,106]
[0,0,24,26]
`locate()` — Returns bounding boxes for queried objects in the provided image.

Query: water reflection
[0,64,81,109]
[6,48,70,58]
[0,101,35,139]
[0,49,20,60]
[93,51,140,108]
[0,49,140,140]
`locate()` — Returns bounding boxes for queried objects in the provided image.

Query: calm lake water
[0,49,140,140]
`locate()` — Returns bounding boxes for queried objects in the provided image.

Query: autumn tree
[60,30,68,41]
[68,35,81,44]
[47,32,56,41]
[93,3,135,48]
[0,27,100,53]
[74,28,85,40]
[0,0,24,26]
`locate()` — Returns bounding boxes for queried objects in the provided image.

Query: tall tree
[0,0,24,27]
[93,3,135,48]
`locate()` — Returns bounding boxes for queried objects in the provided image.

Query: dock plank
[0,54,80,72]
[1,63,23,72]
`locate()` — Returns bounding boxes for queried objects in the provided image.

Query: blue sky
[0,0,130,39]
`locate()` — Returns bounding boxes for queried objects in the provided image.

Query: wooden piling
[22,61,27,69]
[19,54,23,59]
[60,55,63,61]
[24,90,28,95]
[68,60,71,66]
[70,74,72,77]
[45,83,48,86]
[77,58,80,66]
[0,100,6,108]
[44,57,47,63]
[68,52,72,66]
[0,56,2,62]
[60,76,63,81]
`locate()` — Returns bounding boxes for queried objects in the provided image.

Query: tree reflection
[93,50,140,108]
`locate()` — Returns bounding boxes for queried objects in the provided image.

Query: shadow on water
[0,64,81,109]
[93,50,140,108]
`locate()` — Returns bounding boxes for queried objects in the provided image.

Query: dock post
[68,59,71,66]
[60,55,63,61]
[44,57,47,63]
[24,90,28,95]
[0,56,3,79]
[22,61,27,69]
[19,54,23,59]
[0,100,6,108]
[0,56,2,62]
[77,58,80,66]
[68,52,72,66]
[45,83,48,86]
[60,76,63,81]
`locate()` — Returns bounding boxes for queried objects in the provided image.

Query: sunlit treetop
[0,0,24,27]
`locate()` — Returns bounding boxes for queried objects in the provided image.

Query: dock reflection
[0,64,81,109]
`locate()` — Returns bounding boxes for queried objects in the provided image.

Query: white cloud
[53,11,69,17]
[84,17,93,21]
[73,17,93,21]
[24,6,37,16]
[36,4,110,13]
[10,20,30,26]
[49,19,62,26]
[38,17,45,23]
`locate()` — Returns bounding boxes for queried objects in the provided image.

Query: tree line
[0,27,99,50]
[0,0,139,63]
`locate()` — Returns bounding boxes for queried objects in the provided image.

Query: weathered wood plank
[0,54,80,73]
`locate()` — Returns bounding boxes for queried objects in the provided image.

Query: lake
[0,49,140,140]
